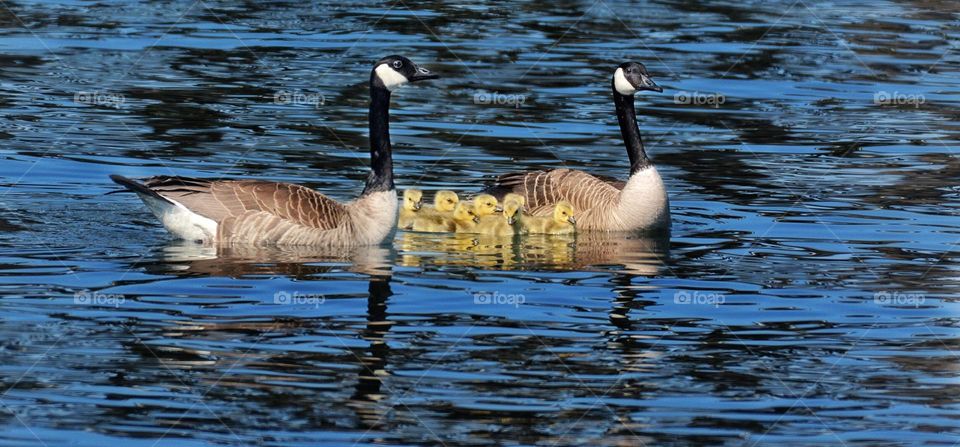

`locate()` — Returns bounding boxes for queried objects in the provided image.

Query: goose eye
[392,60,402,69]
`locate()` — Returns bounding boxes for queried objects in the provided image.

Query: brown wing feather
[487,169,622,216]
[142,176,347,230]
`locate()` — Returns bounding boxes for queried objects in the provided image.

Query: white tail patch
[134,193,218,242]
[613,67,637,96]
[375,64,409,91]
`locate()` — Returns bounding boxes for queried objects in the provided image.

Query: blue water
[0,0,959,445]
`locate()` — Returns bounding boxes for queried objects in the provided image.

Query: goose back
[126,176,397,245]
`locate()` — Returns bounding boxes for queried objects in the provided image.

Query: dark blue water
[0,0,959,445]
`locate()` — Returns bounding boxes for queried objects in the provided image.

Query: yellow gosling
[521,201,576,235]
[397,189,423,229]
[503,193,526,210]
[472,194,499,218]
[452,201,480,232]
[474,198,521,236]
[409,190,459,232]
[422,190,459,217]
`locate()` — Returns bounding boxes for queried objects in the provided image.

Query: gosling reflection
[396,230,669,275]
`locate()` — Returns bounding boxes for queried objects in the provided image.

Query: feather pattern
[126,176,397,246]
[486,167,669,232]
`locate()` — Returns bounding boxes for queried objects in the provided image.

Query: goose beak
[413,201,422,211]
[506,216,515,225]
[409,65,439,82]
[472,216,480,224]
[640,75,662,93]
[495,205,504,212]
[568,216,577,225]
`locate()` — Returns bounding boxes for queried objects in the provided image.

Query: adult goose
[485,62,670,232]
[110,55,438,246]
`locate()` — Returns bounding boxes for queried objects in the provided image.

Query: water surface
[1,0,959,445]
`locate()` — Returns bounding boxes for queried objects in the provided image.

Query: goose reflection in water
[125,233,669,433]
[130,243,396,430]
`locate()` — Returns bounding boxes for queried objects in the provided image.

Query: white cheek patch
[613,68,637,95]
[375,64,409,91]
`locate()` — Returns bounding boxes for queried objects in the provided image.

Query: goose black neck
[613,87,650,175]
[362,83,394,195]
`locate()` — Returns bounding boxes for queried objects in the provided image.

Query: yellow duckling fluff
[409,190,460,232]
[398,189,423,229]
[430,190,460,215]
[474,197,522,236]
[452,201,480,232]
[472,194,499,218]
[521,201,576,235]
[503,193,526,210]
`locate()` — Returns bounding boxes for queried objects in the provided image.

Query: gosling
[409,190,460,232]
[472,194,499,218]
[521,201,577,235]
[503,193,526,209]
[473,198,522,236]
[452,201,480,232]
[397,189,423,229]
[423,190,459,217]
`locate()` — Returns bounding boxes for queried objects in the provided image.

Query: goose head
[434,190,459,212]
[373,55,439,92]
[403,189,423,211]
[553,201,577,226]
[472,194,499,217]
[502,198,522,225]
[613,62,661,96]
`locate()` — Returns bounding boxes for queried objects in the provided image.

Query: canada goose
[485,62,669,233]
[521,201,577,235]
[397,189,423,229]
[473,198,521,236]
[471,194,499,218]
[110,55,438,246]
[407,190,461,232]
